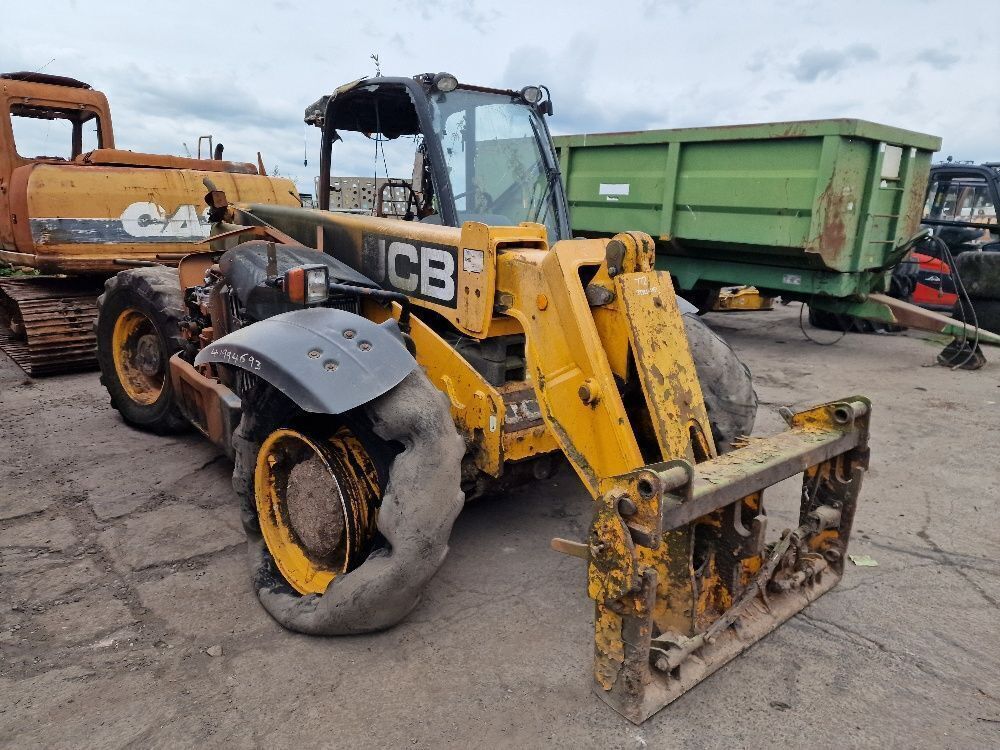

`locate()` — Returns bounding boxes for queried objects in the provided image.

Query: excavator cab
[0,72,113,167]
[0,71,299,376]
[308,73,569,242]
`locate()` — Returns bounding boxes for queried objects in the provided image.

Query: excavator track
[0,277,103,377]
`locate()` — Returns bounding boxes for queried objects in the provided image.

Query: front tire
[233,369,466,635]
[95,267,188,434]
[682,313,758,453]
[231,383,391,595]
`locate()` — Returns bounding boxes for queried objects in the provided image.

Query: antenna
[31,57,56,75]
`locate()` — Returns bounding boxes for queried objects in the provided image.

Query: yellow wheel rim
[111,307,165,405]
[255,427,381,595]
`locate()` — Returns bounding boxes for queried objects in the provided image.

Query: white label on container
[599,183,630,197]
[783,274,802,286]
[463,248,484,274]
[881,145,902,180]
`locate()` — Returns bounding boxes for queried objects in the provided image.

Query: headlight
[520,85,542,104]
[284,264,329,305]
[432,72,458,93]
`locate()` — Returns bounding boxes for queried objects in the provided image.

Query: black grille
[328,293,360,314]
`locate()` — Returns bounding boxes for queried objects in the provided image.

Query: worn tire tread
[952,297,1000,334]
[682,313,758,453]
[953,252,1000,301]
[95,267,188,434]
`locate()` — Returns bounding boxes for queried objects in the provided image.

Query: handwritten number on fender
[208,347,262,371]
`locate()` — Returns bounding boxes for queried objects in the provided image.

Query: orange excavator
[0,71,299,375]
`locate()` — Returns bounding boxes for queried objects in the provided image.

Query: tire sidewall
[681,313,758,452]
[953,297,1000,334]
[953,253,1000,301]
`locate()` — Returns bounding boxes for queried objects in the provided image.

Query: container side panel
[671,138,821,250]
[562,144,669,236]
[557,120,939,284]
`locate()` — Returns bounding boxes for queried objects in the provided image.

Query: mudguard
[194,307,417,414]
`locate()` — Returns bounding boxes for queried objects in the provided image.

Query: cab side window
[9,104,101,160]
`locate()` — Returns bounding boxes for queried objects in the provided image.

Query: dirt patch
[1,304,998,747]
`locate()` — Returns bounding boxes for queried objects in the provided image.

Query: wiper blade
[527,116,561,224]
[530,168,560,223]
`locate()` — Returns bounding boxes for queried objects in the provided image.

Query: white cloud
[789,43,879,83]
[3,0,998,189]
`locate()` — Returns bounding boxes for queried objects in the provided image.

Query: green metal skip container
[554,120,941,303]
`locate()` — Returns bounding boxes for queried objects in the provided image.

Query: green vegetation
[0,262,39,278]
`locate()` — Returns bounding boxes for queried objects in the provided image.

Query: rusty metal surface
[658,421,864,530]
[0,71,299,278]
[167,354,242,452]
[0,277,102,376]
[0,71,92,89]
[584,397,871,723]
[77,149,259,175]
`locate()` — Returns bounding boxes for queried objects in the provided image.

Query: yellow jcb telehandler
[94,73,870,722]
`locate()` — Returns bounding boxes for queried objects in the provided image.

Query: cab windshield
[429,88,562,241]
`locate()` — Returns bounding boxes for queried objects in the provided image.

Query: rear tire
[95,267,188,434]
[682,313,758,453]
[952,252,1000,300]
[952,297,1000,334]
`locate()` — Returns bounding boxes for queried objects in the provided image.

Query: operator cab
[922,162,1000,253]
[307,73,569,243]
[0,72,111,164]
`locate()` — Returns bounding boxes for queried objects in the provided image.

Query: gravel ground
[1,304,998,749]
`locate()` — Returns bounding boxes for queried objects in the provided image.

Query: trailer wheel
[232,369,465,634]
[682,313,758,453]
[96,267,188,434]
[806,305,894,334]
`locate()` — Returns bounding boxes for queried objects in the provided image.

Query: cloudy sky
[6,0,998,192]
